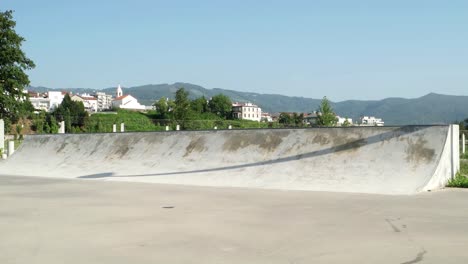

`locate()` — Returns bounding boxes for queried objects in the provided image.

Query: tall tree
[316,96,337,126]
[173,88,191,123]
[209,94,232,119]
[0,10,35,124]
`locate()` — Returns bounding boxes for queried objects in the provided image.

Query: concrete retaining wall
[0,125,459,195]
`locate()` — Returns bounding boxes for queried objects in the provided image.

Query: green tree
[43,120,51,134]
[316,96,337,126]
[173,88,191,126]
[293,113,304,127]
[48,115,59,133]
[209,94,232,119]
[153,97,173,119]
[54,94,88,132]
[0,10,36,125]
[191,96,209,114]
[278,113,292,126]
[342,118,351,127]
[32,110,47,133]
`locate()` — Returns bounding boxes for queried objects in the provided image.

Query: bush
[461,152,468,160]
[447,173,468,188]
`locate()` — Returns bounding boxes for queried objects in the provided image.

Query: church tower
[116,84,123,97]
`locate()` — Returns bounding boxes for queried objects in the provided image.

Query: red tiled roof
[81,96,97,100]
[113,95,129,101]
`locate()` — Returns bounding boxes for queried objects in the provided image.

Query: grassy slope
[86,110,273,133]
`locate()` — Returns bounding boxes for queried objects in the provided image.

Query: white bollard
[228,125,232,130]
[1,153,6,160]
[176,125,180,131]
[214,126,217,130]
[113,124,117,133]
[8,140,14,156]
[463,133,466,154]
[165,126,169,131]
[59,121,65,134]
[0,119,4,153]
[120,123,125,133]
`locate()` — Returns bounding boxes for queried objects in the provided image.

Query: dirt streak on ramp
[0,126,458,194]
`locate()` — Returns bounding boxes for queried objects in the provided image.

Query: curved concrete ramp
[0,126,459,195]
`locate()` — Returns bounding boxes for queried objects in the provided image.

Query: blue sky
[3,0,468,101]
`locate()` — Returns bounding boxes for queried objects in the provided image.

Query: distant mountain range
[28,82,468,125]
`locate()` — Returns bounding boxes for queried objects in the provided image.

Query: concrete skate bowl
[0,125,460,195]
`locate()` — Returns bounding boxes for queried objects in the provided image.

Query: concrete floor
[1,176,468,264]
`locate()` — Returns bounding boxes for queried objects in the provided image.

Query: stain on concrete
[222,131,289,152]
[88,135,107,156]
[111,136,138,158]
[331,133,367,153]
[114,145,130,158]
[184,137,206,157]
[312,134,330,145]
[405,137,435,165]
[56,142,68,153]
[143,134,165,144]
[385,218,401,233]
[38,137,51,144]
[400,249,427,264]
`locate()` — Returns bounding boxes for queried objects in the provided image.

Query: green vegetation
[316,97,337,127]
[461,152,468,160]
[447,152,468,188]
[86,110,163,132]
[0,10,35,133]
[447,173,468,188]
[208,94,232,118]
[278,112,304,127]
[53,94,89,132]
[83,109,274,133]
[32,111,59,134]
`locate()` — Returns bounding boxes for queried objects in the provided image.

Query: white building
[48,91,66,111]
[112,95,146,110]
[261,112,273,122]
[336,116,353,126]
[232,102,262,122]
[112,85,145,110]
[28,91,66,112]
[29,96,50,112]
[360,116,384,126]
[71,94,98,112]
[95,92,113,111]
